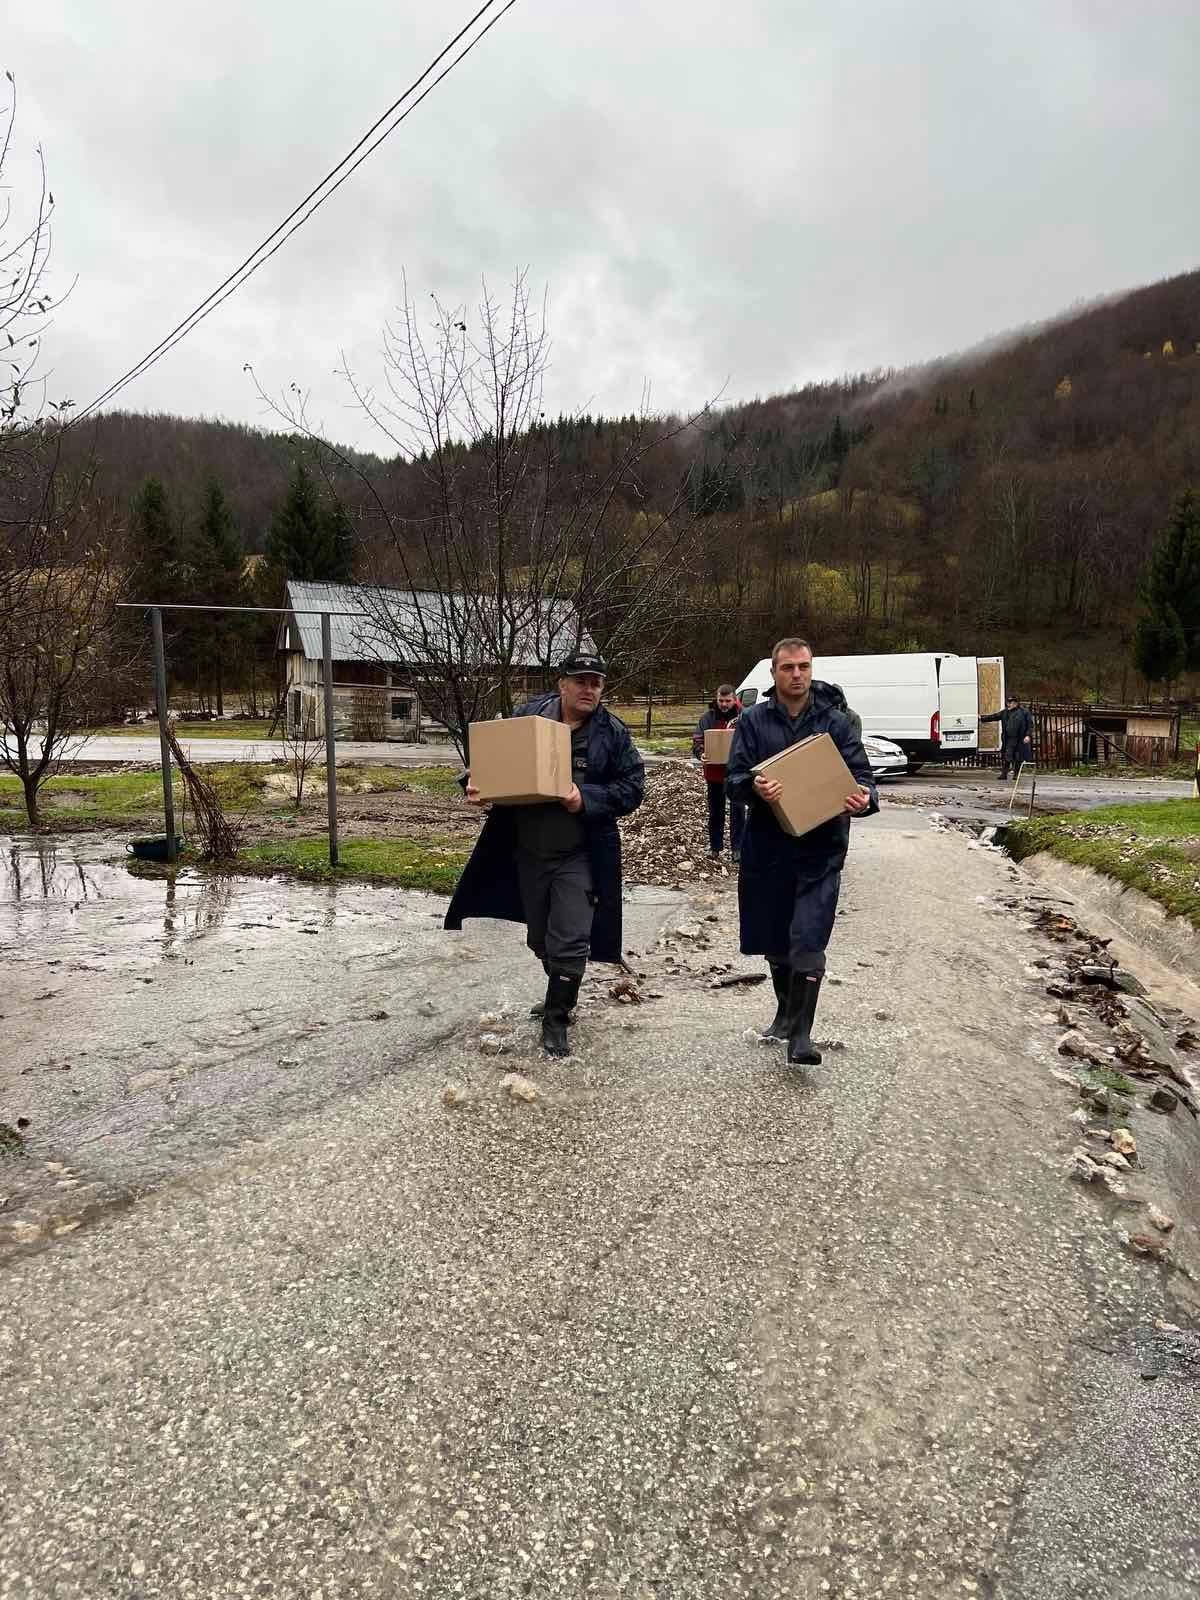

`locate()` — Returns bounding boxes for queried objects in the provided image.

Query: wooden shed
[1032,703,1181,769]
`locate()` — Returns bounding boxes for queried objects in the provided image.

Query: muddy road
[2,814,1200,1599]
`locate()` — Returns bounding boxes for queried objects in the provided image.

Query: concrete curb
[1021,851,1200,984]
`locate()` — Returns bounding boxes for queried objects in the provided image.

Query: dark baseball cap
[560,651,607,677]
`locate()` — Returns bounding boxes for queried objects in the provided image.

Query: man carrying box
[726,638,878,1066]
[692,684,746,862]
[444,653,645,1057]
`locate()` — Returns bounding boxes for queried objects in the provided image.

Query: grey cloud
[6,0,1197,448]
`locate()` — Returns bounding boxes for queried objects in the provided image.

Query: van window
[741,688,758,705]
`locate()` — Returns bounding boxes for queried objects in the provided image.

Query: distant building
[1033,703,1181,769]
[276,580,591,742]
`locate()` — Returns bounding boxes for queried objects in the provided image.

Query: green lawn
[97,719,275,740]
[334,763,462,797]
[1007,799,1200,927]
[0,764,269,825]
[240,836,468,891]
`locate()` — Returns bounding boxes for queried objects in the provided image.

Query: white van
[736,651,1005,769]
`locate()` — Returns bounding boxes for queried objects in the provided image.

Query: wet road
[2,821,1199,1598]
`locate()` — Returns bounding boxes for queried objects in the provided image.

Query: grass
[1007,798,1200,927]
[0,764,269,826]
[639,736,692,757]
[1080,1064,1138,1100]
[239,835,468,891]
[96,719,274,740]
[333,763,462,797]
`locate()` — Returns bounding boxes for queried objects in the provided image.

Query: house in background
[276,580,591,741]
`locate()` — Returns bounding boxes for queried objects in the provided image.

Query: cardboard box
[703,728,734,764]
[752,732,859,838]
[469,715,572,805]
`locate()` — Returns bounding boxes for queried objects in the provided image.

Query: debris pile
[620,765,727,887]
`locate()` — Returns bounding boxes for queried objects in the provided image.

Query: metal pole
[322,612,339,867]
[151,607,177,862]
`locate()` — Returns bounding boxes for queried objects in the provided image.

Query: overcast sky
[6,0,1198,450]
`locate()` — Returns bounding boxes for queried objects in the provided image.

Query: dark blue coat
[443,695,645,963]
[726,681,878,956]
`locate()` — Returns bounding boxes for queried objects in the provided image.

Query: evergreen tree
[191,478,245,716]
[263,462,354,587]
[132,476,181,601]
[1132,605,1185,688]
[1141,489,1200,669]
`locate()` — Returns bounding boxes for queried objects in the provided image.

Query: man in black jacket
[981,696,1033,779]
[726,638,877,1066]
[445,653,645,1057]
[692,684,746,861]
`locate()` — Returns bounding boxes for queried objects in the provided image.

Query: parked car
[862,734,908,780]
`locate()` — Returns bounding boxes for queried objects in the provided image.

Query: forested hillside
[69,268,1200,699]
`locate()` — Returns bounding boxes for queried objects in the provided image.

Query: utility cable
[71,0,518,422]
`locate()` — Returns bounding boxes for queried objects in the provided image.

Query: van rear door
[937,655,979,753]
[976,656,1005,751]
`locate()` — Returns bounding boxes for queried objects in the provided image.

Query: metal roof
[281,580,592,668]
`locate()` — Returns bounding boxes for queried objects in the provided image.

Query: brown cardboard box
[703,727,734,764]
[469,715,572,805]
[752,732,859,838]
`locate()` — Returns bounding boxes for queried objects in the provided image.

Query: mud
[0,830,684,1247]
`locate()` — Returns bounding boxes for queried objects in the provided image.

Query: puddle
[0,833,438,976]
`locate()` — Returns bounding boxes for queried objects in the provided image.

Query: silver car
[863,734,908,781]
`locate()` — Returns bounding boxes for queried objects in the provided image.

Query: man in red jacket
[693,684,746,862]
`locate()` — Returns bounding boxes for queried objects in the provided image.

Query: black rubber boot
[529,999,577,1021]
[760,961,792,1042]
[542,969,582,1057]
[787,972,824,1066]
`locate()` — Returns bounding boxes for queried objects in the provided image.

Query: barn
[276,580,591,742]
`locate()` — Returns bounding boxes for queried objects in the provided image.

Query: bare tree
[280,696,322,807]
[0,470,138,824]
[255,273,711,756]
[0,75,75,633]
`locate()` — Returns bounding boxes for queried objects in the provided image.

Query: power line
[71,0,519,424]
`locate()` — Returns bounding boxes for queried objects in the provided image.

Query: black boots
[542,968,582,1057]
[786,971,824,1066]
[760,961,792,1042]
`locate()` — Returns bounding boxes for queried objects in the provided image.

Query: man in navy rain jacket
[726,637,877,1066]
[444,653,645,1057]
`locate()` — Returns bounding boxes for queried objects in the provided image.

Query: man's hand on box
[561,784,584,814]
[844,786,872,815]
[465,781,487,808]
[753,774,783,803]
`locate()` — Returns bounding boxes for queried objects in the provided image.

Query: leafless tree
[254,273,712,757]
[280,701,322,807]
[0,75,75,633]
[0,475,138,825]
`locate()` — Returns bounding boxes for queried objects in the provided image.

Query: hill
[63,269,1200,698]
[59,411,389,551]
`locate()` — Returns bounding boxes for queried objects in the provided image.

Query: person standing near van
[693,684,746,861]
[726,638,877,1066]
[981,696,1033,780]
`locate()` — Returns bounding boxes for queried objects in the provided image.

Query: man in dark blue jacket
[981,696,1033,779]
[726,638,878,1066]
[444,653,645,1057]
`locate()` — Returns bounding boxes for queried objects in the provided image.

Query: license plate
[943,731,970,742]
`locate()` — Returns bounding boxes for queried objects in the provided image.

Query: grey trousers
[516,847,595,976]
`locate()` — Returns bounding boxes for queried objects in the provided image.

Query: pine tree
[132,476,180,601]
[263,462,355,587]
[191,478,245,716]
[1141,489,1200,669]
[1132,605,1185,688]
